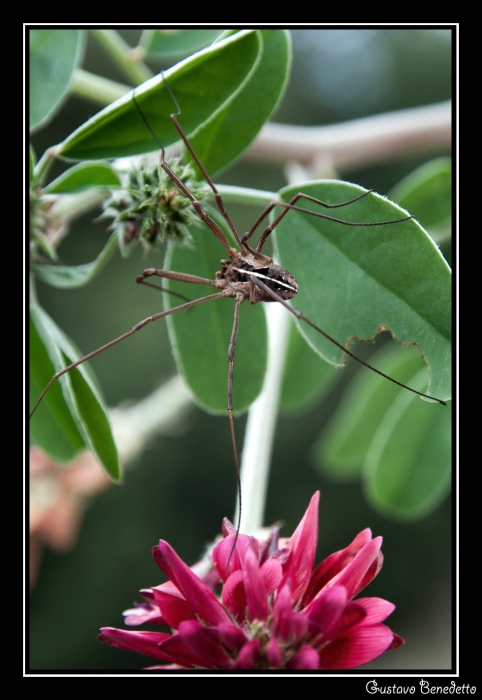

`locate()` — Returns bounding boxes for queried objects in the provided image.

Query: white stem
[235,301,292,534]
[109,375,192,465]
[246,101,451,174]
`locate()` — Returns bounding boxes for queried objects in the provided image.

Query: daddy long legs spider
[30,79,448,549]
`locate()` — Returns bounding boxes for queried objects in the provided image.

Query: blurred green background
[29,28,452,671]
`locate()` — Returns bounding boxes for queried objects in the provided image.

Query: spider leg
[252,278,447,406]
[226,295,244,569]
[136,267,220,288]
[30,291,226,418]
[250,191,411,253]
[133,91,235,256]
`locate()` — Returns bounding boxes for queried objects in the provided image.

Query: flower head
[99,493,403,670]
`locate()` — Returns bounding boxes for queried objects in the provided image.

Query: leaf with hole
[273,180,452,403]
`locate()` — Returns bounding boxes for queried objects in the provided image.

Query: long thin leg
[137,279,190,303]
[158,75,243,249]
[241,190,374,249]
[132,93,234,256]
[30,291,226,418]
[169,113,243,250]
[249,192,412,254]
[253,278,447,406]
[226,295,243,568]
[136,267,220,288]
[160,160,235,255]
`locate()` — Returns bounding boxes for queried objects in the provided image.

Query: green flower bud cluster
[103,157,207,255]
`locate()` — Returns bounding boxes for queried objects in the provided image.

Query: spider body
[216,251,298,304]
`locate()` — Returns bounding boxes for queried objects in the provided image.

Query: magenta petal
[266,637,283,667]
[355,551,384,597]
[221,569,246,622]
[176,620,232,669]
[319,623,396,669]
[323,537,383,600]
[244,545,269,622]
[287,645,320,670]
[151,587,197,629]
[123,602,166,627]
[354,597,396,625]
[281,491,320,604]
[231,639,262,669]
[275,610,309,645]
[259,527,280,565]
[324,601,367,640]
[304,585,347,634]
[272,587,309,644]
[153,541,231,627]
[260,558,283,595]
[157,632,213,668]
[217,623,248,655]
[212,534,257,580]
[301,528,373,606]
[388,633,405,651]
[98,627,170,661]
[272,584,292,619]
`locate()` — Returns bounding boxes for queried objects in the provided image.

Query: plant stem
[245,101,451,175]
[71,69,130,106]
[110,375,193,464]
[236,301,292,534]
[90,30,153,85]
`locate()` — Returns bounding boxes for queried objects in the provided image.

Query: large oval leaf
[188,29,291,176]
[30,310,87,463]
[280,318,337,414]
[363,368,451,519]
[273,180,451,403]
[44,162,121,194]
[139,29,224,59]
[164,210,267,414]
[389,157,451,236]
[58,30,261,161]
[32,232,119,289]
[30,304,121,481]
[30,29,84,131]
[316,344,429,479]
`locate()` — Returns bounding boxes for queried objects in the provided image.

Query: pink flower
[99,493,404,669]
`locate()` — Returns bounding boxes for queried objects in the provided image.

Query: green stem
[32,148,57,187]
[215,184,276,208]
[90,29,153,85]
[71,69,130,106]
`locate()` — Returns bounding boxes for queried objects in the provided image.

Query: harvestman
[30,82,447,539]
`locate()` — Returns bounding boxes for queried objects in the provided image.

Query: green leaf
[280,318,337,414]
[273,180,452,403]
[389,157,452,236]
[30,310,87,463]
[140,29,223,58]
[30,304,121,481]
[30,144,36,182]
[165,208,267,414]
[44,162,121,194]
[313,343,451,519]
[30,29,85,131]
[188,29,291,176]
[363,368,451,519]
[314,344,432,479]
[31,231,119,288]
[58,30,261,161]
